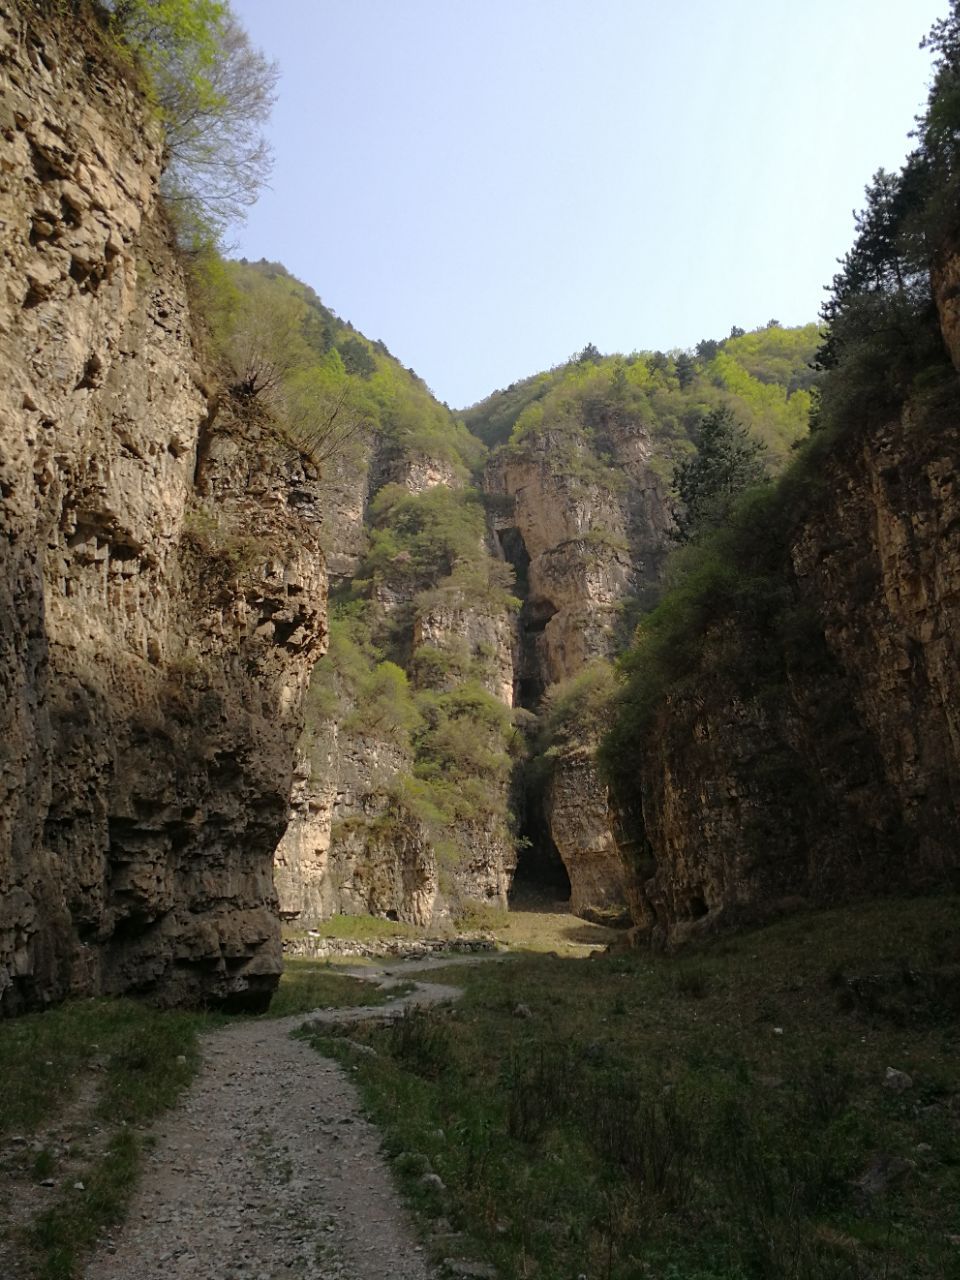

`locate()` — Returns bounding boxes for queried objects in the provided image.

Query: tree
[672,408,768,542]
[337,336,377,379]
[675,351,695,388]
[816,167,926,370]
[107,1,278,237]
[695,337,720,362]
[224,278,310,398]
[283,373,366,470]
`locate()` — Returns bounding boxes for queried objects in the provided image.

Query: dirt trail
[83,974,463,1280]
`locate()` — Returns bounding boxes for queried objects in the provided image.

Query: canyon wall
[628,391,960,946]
[274,437,518,927]
[0,1,327,1012]
[484,418,672,916]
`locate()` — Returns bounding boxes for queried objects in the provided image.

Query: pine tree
[672,409,768,542]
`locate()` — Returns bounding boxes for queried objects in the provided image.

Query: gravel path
[83,975,463,1280]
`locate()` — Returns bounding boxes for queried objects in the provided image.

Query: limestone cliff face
[275,426,517,927]
[276,727,437,926]
[630,397,960,946]
[545,748,630,923]
[487,424,670,686]
[412,587,516,706]
[0,2,327,1011]
[485,421,671,917]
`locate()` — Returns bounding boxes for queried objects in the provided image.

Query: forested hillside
[466,322,819,469]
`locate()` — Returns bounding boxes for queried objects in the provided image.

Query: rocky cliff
[481,410,673,915]
[274,425,518,928]
[0,1,327,1012]
[618,371,960,947]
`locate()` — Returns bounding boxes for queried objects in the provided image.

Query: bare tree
[107,2,278,237]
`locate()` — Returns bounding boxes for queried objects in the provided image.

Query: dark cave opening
[495,521,572,903]
[509,781,572,902]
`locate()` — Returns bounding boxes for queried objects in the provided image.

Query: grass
[266,958,411,1017]
[300,894,960,1280]
[0,959,408,1278]
[286,912,426,942]
[0,999,207,1280]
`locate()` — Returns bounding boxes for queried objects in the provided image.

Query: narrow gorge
[3,0,960,1026]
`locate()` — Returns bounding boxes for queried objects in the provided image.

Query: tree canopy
[671,408,768,543]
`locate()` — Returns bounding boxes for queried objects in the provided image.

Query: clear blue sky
[228,0,945,408]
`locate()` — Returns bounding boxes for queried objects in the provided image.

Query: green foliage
[814,6,960,433]
[194,257,488,481]
[672,407,769,543]
[534,660,618,764]
[465,324,819,471]
[599,482,798,790]
[106,0,277,238]
[602,11,960,808]
[343,661,422,747]
[307,613,423,750]
[414,681,513,790]
[363,485,487,587]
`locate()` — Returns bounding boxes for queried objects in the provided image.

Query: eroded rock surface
[631,399,960,945]
[0,2,327,1012]
[485,422,672,918]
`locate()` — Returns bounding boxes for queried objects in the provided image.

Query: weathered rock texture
[275,434,517,927]
[485,422,672,916]
[630,395,960,946]
[277,728,438,926]
[487,424,671,688]
[545,748,630,923]
[0,2,326,1012]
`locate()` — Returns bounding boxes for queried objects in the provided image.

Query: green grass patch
[0,959,404,1278]
[0,998,204,1142]
[267,959,409,1017]
[297,912,426,942]
[0,998,207,1279]
[301,895,960,1280]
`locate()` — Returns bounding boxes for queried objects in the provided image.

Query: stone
[623,379,960,946]
[443,1262,498,1279]
[883,1067,914,1093]
[855,1153,916,1197]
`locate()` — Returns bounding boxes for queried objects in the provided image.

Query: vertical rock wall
[629,396,960,946]
[485,421,672,916]
[0,2,327,1011]
[275,437,517,926]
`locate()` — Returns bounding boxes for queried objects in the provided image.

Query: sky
[228,0,946,408]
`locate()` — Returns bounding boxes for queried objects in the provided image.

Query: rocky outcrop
[630,396,960,946]
[276,727,437,926]
[0,2,327,1012]
[413,587,516,706]
[486,421,671,916]
[275,439,518,928]
[487,424,670,686]
[545,748,630,923]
